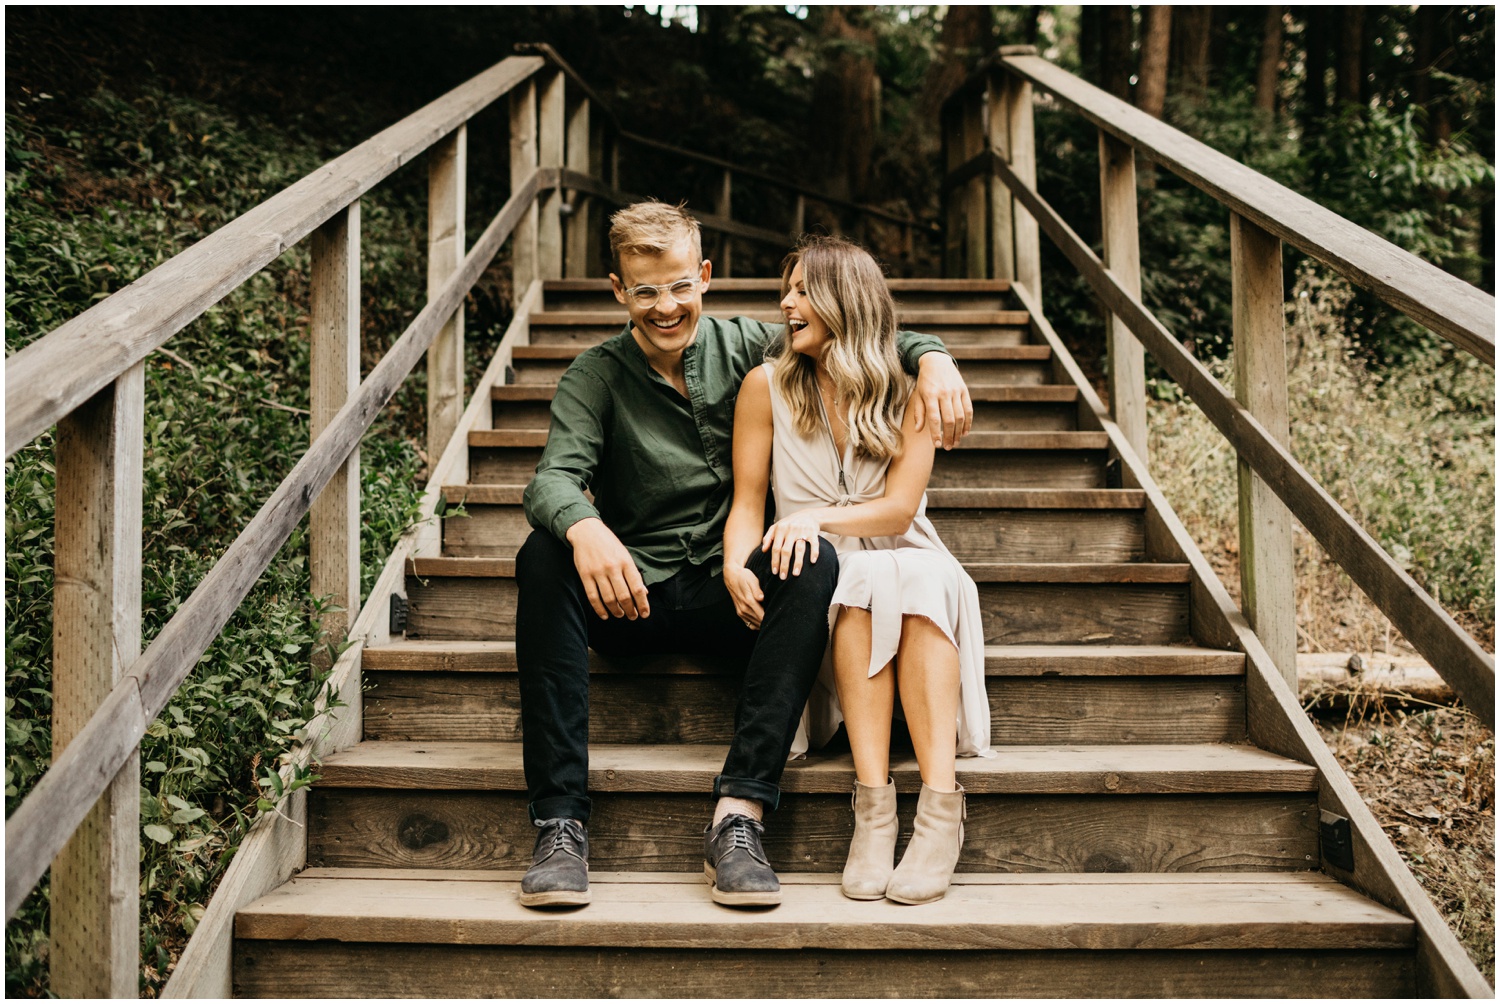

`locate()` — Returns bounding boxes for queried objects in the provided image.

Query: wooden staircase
[229,278,1419,997]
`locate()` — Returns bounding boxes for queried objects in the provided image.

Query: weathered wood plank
[360,640,1243,676]
[308,789,1309,874]
[313,741,1317,795]
[508,78,539,303]
[1001,53,1494,363]
[309,203,361,647]
[362,671,1242,745]
[5,55,545,457]
[537,69,565,280]
[234,941,1414,999]
[1232,212,1296,687]
[235,870,1407,950]
[993,149,1495,729]
[4,173,544,919]
[427,127,468,464]
[49,365,143,996]
[1099,130,1147,460]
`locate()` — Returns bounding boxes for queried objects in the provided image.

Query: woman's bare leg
[832,606,895,786]
[895,615,960,793]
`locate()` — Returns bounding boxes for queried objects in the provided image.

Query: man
[516,201,973,908]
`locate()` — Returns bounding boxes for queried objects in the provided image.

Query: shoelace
[720,815,765,856]
[538,819,585,859]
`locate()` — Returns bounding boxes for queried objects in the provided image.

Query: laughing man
[515,200,973,908]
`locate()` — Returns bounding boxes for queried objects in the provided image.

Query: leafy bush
[5,85,432,995]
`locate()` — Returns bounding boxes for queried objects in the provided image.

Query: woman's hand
[761,510,823,579]
[724,562,766,630]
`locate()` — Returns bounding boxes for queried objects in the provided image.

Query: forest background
[4,4,1494,995]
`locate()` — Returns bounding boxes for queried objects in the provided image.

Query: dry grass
[1146,267,1495,981]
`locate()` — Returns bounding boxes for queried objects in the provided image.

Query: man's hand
[723,562,765,630]
[565,517,650,620]
[912,352,974,450]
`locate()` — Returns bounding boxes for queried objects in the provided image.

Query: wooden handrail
[996,53,1495,365]
[4,56,544,458]
[988,149,1496,729]
[557,168,790,246]
[4,171,541,920]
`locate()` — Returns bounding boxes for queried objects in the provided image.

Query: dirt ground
[1311,700,1495,984]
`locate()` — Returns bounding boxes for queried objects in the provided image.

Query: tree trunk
[1171,6,1212,103]
[810,5,879,202]
[1255,6,1284,114]
[1079,5,1101,88]
[920,4,993,120]
[1101,5,1134,101]
[1303,8,1329,135]
[1137,6,1172,119]
[1335,6,1364,107]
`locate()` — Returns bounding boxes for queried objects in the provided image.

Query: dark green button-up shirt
[522,316,948,584]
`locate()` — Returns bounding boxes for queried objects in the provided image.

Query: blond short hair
[609,200,702,269]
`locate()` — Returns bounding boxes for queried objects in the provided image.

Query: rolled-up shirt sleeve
[895,329,950,372]
[523,364,609,541]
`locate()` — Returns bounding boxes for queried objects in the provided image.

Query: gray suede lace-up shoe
[703,814,781,907]
[519,817,590,907]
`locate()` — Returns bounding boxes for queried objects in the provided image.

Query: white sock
[713,796,764,825]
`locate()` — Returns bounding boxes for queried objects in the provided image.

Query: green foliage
[5,84,426,996]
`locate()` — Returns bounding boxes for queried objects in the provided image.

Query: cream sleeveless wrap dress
[764,365,993,760]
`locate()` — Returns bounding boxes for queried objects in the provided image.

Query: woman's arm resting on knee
[725,367,773,628]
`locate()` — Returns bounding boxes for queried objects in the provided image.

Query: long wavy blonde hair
[770,236,908,462]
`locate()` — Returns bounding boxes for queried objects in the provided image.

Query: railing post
[1232,212,1296,687]
[961,90,987,279]
[538,69,565,281]
[426,127,467,466]
[509,78,539,309]
[717,168,734,277]
[1003,48,1042,307]
[941,103,963,277]
[792,194,806,237]
[986,67,1016,282]
[310,203,361,650]
[51,362,143,998]
[1100,132,1148,461]
[564,93,591,278]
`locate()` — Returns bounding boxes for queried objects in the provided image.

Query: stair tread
[313,741,1317,793]
[406,556,1183,582]
[441,485,1145,509]
[469,429,1107,449]
[363,639,1244,676]
[543,278,1013,293]
[235,869,1412,950]
[490,383,1079,403]
[528,309,1030,327]
[511,342,1049,361]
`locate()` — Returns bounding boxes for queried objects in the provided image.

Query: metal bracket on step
[390,593,409,635]
[1320,810,1355,871]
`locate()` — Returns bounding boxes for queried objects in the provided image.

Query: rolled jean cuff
[530,794,592,824]
[713,774,781,811]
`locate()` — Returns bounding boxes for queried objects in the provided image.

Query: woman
[722,236,990,906]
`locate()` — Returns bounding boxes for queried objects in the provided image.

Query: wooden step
[439,497,1145,563]
[487,383,1083,432]
[234,872,1412,997]
[506,343,1056,386]
[306,787,1315,876]
[313,741,1316,795]
[364,640,1243,676]
[438,485,1141,509]
[403,560,1189,644]
[538,277,1021,315]
[467,428,1102,451]
[302,743,1318,874]
[466,438,1110,489]
[363,663,1241,745]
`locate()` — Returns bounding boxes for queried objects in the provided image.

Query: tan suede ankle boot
[841,778,898,900]
[885,782,965,905]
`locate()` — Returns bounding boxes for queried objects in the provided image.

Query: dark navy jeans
[515,529,837,823]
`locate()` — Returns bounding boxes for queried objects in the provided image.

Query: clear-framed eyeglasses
[621,270,704,309]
